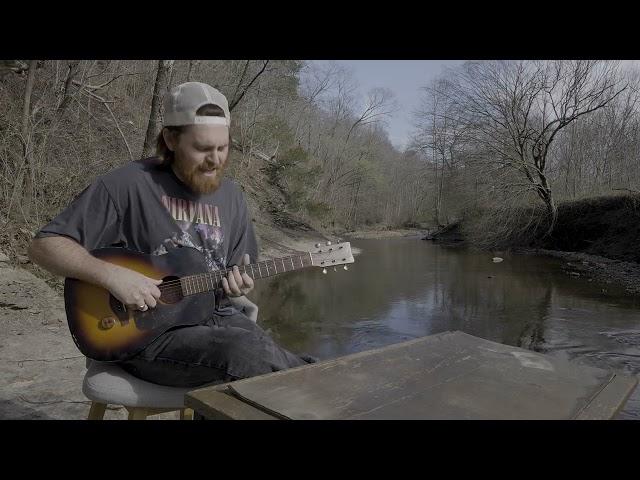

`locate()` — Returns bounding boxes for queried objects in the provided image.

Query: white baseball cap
[163,82,231,127]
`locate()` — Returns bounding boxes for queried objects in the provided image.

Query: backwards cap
[163,82,231,127]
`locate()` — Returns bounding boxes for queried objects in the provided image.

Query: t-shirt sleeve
[227,189,259,267]
[34,179,122,251]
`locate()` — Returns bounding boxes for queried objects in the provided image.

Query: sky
[309,60,464,150]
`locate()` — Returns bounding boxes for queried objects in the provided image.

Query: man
[28,82,314,387]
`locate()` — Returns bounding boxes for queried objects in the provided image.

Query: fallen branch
[81,72,144,91]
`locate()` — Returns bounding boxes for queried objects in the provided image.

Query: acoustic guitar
[64,241,354,361]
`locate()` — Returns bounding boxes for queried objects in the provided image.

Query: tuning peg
[315,243,321,248]
[322,268,327,274]
[344,265,348,270]
[326,241,332,246]
[333,267,337,272]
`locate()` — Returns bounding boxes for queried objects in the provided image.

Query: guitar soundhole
[159,276,183,304]
[108,294,129,323]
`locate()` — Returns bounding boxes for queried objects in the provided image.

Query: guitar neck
[178,252,314,296]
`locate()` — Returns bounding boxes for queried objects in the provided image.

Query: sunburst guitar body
[64,242,355,362]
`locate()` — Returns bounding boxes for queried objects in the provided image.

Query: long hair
[155,103,227,166]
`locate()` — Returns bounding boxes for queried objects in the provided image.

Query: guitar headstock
[310,241,354,273]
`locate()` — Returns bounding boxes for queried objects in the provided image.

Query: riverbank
[426,193,640,295]
[514,248,640,295]
[427,232,640,296]
[333,228,427,240]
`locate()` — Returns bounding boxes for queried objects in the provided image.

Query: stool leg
[88,402,107,420]
[180,408,194,420]
[127,407,149,420]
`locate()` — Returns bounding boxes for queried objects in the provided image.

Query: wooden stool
[83,359,198,420]
[87,401,194,420]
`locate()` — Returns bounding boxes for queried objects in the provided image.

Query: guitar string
[155,263,309,289]
[124,250,346,296]
[157,262,314,295]
[150,257,319,296]
[149,255,316,290]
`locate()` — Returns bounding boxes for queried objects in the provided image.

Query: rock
[17,255,29,264]
[569,272,581,277]
[492,257,503,263]
[0,252,9,263]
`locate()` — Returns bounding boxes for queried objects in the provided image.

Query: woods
[0,60,418,261]
[410,60,640,246]
[2,59,640,258]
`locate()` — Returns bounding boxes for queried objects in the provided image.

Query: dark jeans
[119,312,315,388]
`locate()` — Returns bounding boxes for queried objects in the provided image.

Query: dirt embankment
[333,228,427,240]
[0,256,103,419]
[427,194,640,295]
[515,248,640,294]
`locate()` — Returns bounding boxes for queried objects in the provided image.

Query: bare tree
[141,60,174,158]
[448,60,627,233]
[412,76,466,225]
[7,60,38,219]
[228,60,270,112]
[346,87,397,141]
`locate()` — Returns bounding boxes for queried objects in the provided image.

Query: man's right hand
[28,236,162,312]
[103,264,163,311]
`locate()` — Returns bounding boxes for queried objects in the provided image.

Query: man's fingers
[150,285,162,299]
[143,291,157,308]
[221,277,231,296]
[131,293,143,306]
[226,272,242,296]
[232,266,243,286]
[241,273,254,289]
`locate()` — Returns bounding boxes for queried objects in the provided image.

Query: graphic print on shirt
[151,195,225,271]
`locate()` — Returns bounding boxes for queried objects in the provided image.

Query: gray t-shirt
[36,157,258,314]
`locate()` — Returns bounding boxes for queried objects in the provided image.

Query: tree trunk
[7,60,38,220]
[187,60,199,82]
[55,60,80,116]
[141,60,174,159]
[539,187,558,237]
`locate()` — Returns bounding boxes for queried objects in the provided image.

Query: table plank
[575,374,638,420]
[185,390,277,420]
[186,331,638,420]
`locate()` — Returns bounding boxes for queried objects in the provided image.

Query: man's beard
[173,158,226,195]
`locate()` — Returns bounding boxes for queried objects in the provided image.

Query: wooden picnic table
[185,331,638,420]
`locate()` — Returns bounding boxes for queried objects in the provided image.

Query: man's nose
[206,152,221,166]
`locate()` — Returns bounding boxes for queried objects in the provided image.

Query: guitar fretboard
[178,252,313,296]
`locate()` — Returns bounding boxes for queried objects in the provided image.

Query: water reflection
[251,237,640,419]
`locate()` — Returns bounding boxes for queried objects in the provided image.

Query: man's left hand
[222,254,254,297]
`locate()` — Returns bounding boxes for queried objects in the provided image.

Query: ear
[162,128,177,152]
